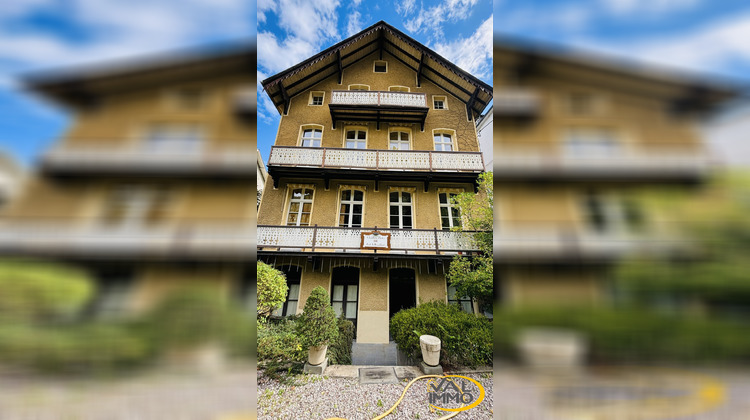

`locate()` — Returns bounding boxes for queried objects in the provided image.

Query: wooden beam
[417,53,425,87]
[279,83,290,115]
[378,29,384,60]
[466,87,479,120]
[337,50,343,84]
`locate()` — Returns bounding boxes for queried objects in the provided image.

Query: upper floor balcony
[329,90,429,130]
[266,146,485,190]
[494,144,712,182]
[0,218,253,260]
[41,143,255,178]
[495,88,541,119]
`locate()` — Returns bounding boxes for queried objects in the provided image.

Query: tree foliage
[446,172,493,311]
[296,286,338,348]
[257,262,288,318]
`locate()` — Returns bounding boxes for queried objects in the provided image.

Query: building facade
[0,49,256,315]
[257,22,492,344]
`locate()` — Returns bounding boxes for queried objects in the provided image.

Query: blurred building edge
[0,151,24,213]
[492,39,743,308]
[257,20,492,345]
[256,149,267,210]
[476,106,493,172]
[0,46,256,318]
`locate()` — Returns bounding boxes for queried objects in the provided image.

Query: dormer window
[374,61,387,73]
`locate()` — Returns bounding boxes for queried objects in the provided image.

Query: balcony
[495,88,541,119]
[266,146,485,190]
[494,227,687,262]
[257,225,480,258]
[41,144,255,177]
[494,147,712,181]
[329,90,429,130]
[0,220,253,260]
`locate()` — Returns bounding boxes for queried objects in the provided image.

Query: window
[143,123,204,151]
[433,95,447,110]
[331,267,359,328]
[581,191,645,234]
[339,189,364,227]
[345,129,367,149]
[389,130,410,150]
[309,91,324,106]
[88,268,135,319]
[272,266,301,317]
[348,84,369,91]
[433,131,454,151]
[172,88,205,110]
[389,191,413,229]
[448,281,473,313]
[439,192,461,230]
[566,92,595,115]
[373,61,387,73]
[563,127,620,156]
[389,86,409,92]
[300,126,322,147]
[286,188,314,226]
[100,185,171,227]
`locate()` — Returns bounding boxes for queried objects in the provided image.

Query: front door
[331,267,359,330]
[389,268,416,318]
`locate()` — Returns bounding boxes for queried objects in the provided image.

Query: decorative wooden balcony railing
[266,146,485,189]
[257,225,479,256]
[495,88,541,118]
[0,220,253,259]
[494,147,712,180]
[41,144,255,177]
[329,90,429,129]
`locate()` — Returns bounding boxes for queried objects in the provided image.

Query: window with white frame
[389,191,413,229]
[339,189,364,227]
[286,188,314,226]
[349,84,369,91]
[271,266,301,317]
[345,128,367,149]
[172,88,206,110]
[389,86,409,92]
[448,281,473,313]
[563,127,620,156]
[100,185,171,227]
[438,192,461,230]
[433,131,454,151]
[309,91,324,106]
[143,122,204,151]
[433,95,447,110]
[300,126,322,147]
[389,130,410,150]
[580,191,645,234]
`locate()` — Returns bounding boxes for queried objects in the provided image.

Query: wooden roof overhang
[261,21,493,120]
[328,103,429,130]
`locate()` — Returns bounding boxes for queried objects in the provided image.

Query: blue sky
[2,1,750,166]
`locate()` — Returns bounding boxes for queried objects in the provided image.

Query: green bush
[296,286,338,349]
[257,262,287,318]
[257,318,306,363]
[495,307,750,364]
[0,259,93,324]
[148,286,248,350]
[0,322,153,373]
[328,315,354,365]
[390,301,492,368]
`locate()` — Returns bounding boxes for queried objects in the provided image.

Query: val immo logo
[426,375,486,412]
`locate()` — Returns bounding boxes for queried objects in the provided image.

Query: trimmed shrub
[328,315,354,365]
[257,262,287,318]
[495,307,750,364]
[257,318,306,363]
[390,301,492,368]
[296,286,338,349]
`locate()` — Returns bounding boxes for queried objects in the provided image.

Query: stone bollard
[419,335,443,375]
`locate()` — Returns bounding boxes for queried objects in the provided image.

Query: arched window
[300,125,323,147]
[286,188,314,226]
[389,130,410,150]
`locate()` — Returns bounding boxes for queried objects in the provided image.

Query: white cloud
[432,15,492,79]
[274,0,340,45]
[257,31,317,74]
[404,0,480,37]
[258,0,277,23]
[495,5,592,36]
[396,0,417,16]
[346,11,363,36]
[601,0,700,15]
[257,69,280,125]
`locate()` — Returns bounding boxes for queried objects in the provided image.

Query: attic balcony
[493,145,712,182]
[257,225,480,260]
[267,146,485,191]
[0,219,253,261]
[329,90,429,130]
[40,143,255,178]
[495,88,541,119]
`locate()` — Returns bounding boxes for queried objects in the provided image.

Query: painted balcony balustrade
[494,144,712,181]
[0,219,253,259]
[495,88,541,118]
[257,225,480,256]
[328,90,429,129]
[268,146,484,172]
[41,143,256,177]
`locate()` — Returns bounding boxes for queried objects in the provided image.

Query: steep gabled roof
[261,21,494,120]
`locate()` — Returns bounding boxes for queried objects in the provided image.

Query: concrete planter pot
[517,328,587,373]
[308,344,328,366]
[419,335,441,367]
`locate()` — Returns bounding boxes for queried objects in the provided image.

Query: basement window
[374,60,387,73]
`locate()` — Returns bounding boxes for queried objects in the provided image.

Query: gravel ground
[257,370,493,419]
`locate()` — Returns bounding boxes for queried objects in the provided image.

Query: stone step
[351,341,398,365]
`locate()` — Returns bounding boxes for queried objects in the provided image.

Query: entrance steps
[351,341,398,365]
